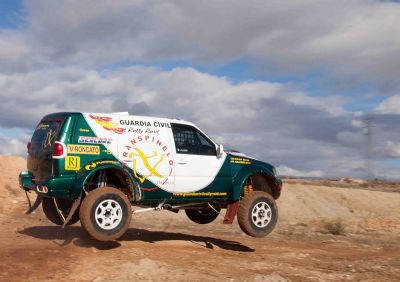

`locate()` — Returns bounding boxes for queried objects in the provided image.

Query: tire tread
[185,208,220,224]
[237,191,278,237]
[42,197,79,226]
[79,187,132,241]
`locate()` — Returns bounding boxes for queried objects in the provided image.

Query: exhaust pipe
[37,185,48,194]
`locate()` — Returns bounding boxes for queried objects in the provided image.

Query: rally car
[19,112,282,241]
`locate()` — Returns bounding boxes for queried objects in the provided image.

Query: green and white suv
[19,112,282,241]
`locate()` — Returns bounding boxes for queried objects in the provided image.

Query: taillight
[53,141,66,158]
[27,142,31,154]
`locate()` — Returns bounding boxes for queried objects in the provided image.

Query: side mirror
[217,144,224,158]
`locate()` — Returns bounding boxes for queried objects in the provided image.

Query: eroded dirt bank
[0,156,399,281]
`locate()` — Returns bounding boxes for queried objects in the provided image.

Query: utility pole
[365,115,373,187]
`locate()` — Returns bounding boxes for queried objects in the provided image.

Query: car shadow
[18,226,255,252]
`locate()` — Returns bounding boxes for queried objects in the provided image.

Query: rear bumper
[19,170,76,199]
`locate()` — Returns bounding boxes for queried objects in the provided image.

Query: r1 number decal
[65,156,80,170]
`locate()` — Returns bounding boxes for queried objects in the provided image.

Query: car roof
[82,112,196,127]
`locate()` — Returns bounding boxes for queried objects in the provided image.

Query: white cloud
[0,32,29,60]
[0,64,398,179]
[373,141,400,159]
[276,165,325,178]
[0,1,400,179]
[0,133,30,156]
[0,30,32,72]
[0,0,399,92]
[336,131,364,146]
[382,141,400,158]
[0,65,373,178]
[375,94,400,114]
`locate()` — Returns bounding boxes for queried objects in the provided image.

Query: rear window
[31,117,65,153]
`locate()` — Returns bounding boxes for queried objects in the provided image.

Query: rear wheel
[42,197,80,226]
[237,191,278,237]
[185,208,220,224]
[79,187,132,241]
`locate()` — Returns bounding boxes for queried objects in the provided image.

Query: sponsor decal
[79,128,90,133]
[65,156,80,170]
[122,135,174,185]
[127,127,160,134]
[89,114,125,134]
[78,136,113,145]
[36,123,49,130]
[120,120,170,135]
[102,149,112,155]
[42,128,57,149]
[67,144,100,155]
[129,148,165,183]
[120,120,152,127]
[120,120,171,128]
[173,192,227,197]
[85,160,119,170]
[230,157,251,165]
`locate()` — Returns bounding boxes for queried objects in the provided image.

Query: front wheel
[185,207,220,224]
[79,187,132,241]
[237,191,278,237]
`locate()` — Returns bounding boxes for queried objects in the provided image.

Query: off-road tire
[237,191,278,237]
[42,197,80,226]
[185,208,220,224]
[79,187,132,241]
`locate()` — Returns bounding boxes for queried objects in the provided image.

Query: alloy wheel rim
[94,199,123,230]
[251,201,272,228]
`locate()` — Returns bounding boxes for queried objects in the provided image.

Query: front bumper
[19,170,76,199]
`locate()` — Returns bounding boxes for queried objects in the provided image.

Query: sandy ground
[0,155,399,281]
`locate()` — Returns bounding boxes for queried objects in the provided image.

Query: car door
[116,117,176,194]
[171,123,227,193]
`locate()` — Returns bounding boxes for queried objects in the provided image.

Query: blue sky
[0,1,399,179]
[0,0,25,29]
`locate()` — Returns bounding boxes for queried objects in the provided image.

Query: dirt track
[0,156,399,281]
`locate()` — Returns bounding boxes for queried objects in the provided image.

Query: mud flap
[223,200,240,224]
[25,192,43,215]
[62,193,82,228]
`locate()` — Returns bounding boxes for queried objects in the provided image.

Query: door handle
[177,159,187,165]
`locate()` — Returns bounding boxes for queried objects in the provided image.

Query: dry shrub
[324,218,346,235]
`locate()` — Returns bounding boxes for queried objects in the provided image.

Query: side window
[172,124,216,156]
